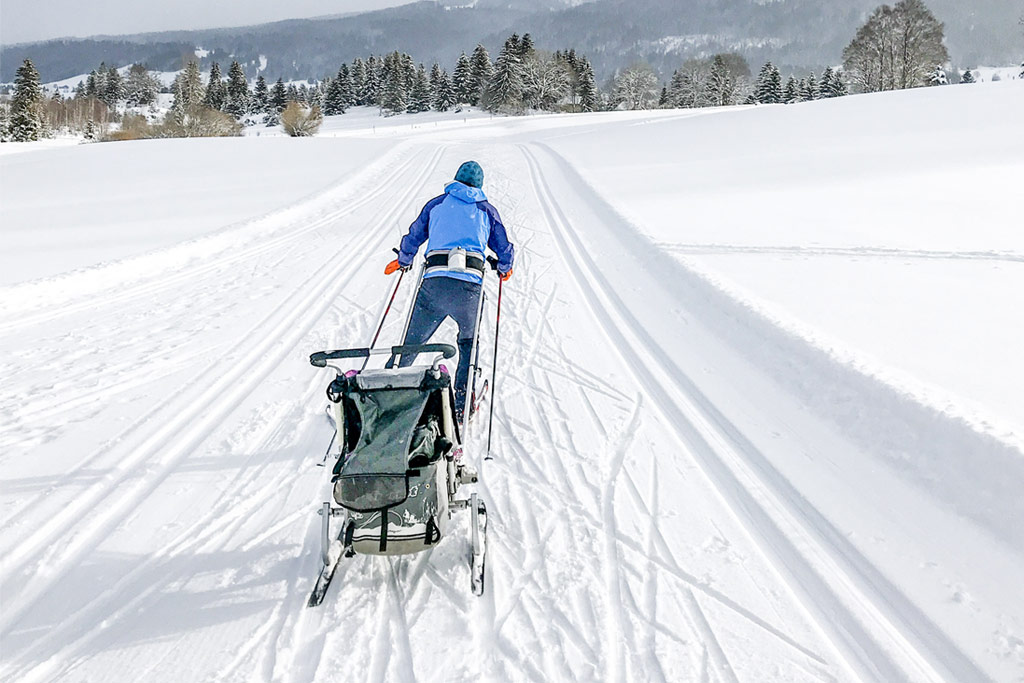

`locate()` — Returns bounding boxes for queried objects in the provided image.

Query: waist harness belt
[424,248,485,277]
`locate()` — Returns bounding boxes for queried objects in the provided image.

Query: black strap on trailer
[379,508,389,553]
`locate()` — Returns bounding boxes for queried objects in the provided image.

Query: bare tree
[843,0,949,92]
[614,63,659,110]
[521,53,569,111]
[280,101,323,136]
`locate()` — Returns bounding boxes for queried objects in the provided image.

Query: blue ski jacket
[398,181,515,284]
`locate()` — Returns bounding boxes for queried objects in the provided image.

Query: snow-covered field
[1,82,1022,683]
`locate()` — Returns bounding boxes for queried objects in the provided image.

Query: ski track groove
[0,145,447,683]
[522,142,990,682]
[0,149,432,534]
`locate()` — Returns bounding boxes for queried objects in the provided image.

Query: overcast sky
[0,0,413,45]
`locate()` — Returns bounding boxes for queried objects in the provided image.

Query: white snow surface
[1,84,1022,683]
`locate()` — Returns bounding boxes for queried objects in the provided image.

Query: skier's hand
[385,259,409,275]
[500,268,513,282]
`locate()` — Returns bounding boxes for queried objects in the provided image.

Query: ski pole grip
[486,256,499,271]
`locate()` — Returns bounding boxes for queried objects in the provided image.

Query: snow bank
[544,81,1024,450]
[0,136,400,285]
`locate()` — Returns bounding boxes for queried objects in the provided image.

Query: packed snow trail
[2,89,1022,682]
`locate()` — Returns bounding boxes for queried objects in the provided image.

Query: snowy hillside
[1,82,1023,683]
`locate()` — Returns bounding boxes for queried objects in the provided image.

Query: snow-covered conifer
[960,68,975,84]
[9,59,47,141]
[103,66,125,107]
[453,53,473,105]
[324,70,347,115]
[803,73,818,100]
[172,61,205,118]
[409,63,432,113]
[381,52,408,115]
[125,64,159,108]
[487,36,525,112]
[225,61,250,118]
[519,33,535,61]
[351,58,367,105]
[252,75,270,115]
[268,78,288,122]
[578,58,597,112]
[783,75,799,103]
[707,56,736,106]
[204,62,226,110]
[469,45,493,106]
[432,68,456,111]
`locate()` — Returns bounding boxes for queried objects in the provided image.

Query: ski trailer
[305,261,499,607]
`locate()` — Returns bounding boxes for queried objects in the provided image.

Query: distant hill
[2,0,1018,84]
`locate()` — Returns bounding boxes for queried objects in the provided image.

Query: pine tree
[73,80,86,99]
[487,36,525,112]
[409,63,432,113]
[252,75,270,115]
[783,75,799,103]
[578,58,597,112]
[755,62,782,104]
[429,63,442,93]
[469,45,493,106]
[432,68,456,111]
[337,64,355,108]
[519,33,535,61]
[803,73,819,101]
[204,62,226,110]
[125,64,159,108]
[453,52,474,105]
[85,70,101,98]
[819,67,835,98]
[658,86,669,108]
[103,66,125,107]
[1,101,12,142]
[285,83,300,103]
[960,68,975,84]
[225,61,250,118]
[667,69,687,107]
[9,59,46,141]
[364,55,383,106]
[381,52,408,115]
[827,71,849,97]
[351,57,368,105]
[172,60,205,119]
[707,55,736,106]
[324,68,347,115]
[268,78,288,123]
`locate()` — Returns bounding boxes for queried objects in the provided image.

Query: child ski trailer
[306,160,513,606]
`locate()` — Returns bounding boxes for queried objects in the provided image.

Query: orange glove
[385,259,408,275]
[500,268,513,282]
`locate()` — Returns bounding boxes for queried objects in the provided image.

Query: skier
[385,160,514,422]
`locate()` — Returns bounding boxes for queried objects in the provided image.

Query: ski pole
[485,276,503,460]
[362,268,405,371]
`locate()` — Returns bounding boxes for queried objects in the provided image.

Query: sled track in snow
[521,143,989,683]
[0,145,447,683]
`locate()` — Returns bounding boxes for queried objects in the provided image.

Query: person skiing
[385,160,514,422]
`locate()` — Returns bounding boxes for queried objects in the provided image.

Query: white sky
[0,0,414,45]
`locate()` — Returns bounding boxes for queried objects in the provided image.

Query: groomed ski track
[1,117,1018,682]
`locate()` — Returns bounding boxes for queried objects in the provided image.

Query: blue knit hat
[454,161,484,189]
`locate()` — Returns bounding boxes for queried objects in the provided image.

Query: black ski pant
[400,276,481,416]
